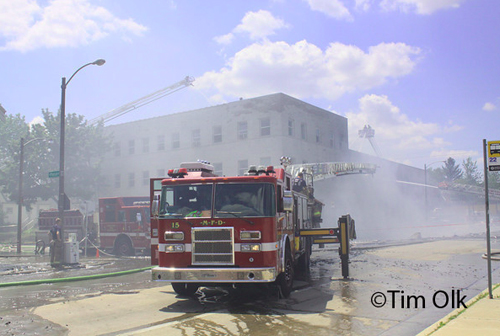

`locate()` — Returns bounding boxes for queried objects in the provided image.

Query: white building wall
[99,93,349,197]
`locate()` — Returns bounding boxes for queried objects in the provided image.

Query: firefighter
[292,172,307,193]
[49,218,62,266]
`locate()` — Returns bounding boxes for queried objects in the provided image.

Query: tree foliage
[487,171,500,189]
[459,157,481,186]
[0,110,111,210]
[442,157,462,182]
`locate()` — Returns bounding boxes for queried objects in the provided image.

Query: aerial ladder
[438,181,500,200]
[282,158,377,184]
[358,125,382,157]
[88,76,195,125]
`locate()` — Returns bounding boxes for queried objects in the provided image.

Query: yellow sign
[488,141,500,172]
[488,141,500,158]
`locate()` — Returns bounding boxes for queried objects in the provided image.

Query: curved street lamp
[17,137,48,254]
[58,59,105,243]
[424,160,446,220]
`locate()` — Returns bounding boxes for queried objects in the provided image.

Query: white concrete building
[100,93,350,197]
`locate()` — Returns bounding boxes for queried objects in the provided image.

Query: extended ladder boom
[286,162,377,182]
[439,182,500,200]
[88,76,194,125]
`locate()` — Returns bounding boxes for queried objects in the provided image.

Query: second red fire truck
[98,196,151,256]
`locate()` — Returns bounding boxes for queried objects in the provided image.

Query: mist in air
[313,163,483,241]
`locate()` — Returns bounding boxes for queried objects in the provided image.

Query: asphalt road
[1,236,500,335]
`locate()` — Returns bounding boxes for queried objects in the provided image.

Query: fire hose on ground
[482,252,500,261]
[0,265,154,288]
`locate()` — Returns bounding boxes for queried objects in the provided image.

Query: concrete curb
[417,284,500,336]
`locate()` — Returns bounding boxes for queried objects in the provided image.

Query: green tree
[487,171,500,189]
[0,207,6,226]
[40,109,111,202]
[442,157,462,182]
[459,157,481,186]
[0,110,111,210]
[426,166,445,185]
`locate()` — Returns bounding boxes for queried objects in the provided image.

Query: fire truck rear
[98,197,150,256]
[150,162,321,297]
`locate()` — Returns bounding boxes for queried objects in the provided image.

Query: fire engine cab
[150,161,351,297]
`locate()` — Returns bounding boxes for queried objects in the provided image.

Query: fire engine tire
[276,248,294,298]
[172,282,199,296]
[114,238,135,256]
[296,238,311,277]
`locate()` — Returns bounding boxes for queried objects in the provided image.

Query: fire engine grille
[192,227,234,265]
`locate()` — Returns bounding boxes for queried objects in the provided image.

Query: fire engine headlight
[164,244,184,253]
[240,231,261,240]
[241,243,261,252]
[164,231,184,241]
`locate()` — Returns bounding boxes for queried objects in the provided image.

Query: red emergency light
[167,168,188,178]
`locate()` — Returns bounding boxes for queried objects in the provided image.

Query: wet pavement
[1,233,499,335]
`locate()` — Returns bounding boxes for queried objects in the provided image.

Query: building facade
[100,93,350,197]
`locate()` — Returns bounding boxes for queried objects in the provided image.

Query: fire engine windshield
[159,184,213,218]
[214,183,275,217]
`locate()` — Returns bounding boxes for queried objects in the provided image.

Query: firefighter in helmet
[292,172,307,193]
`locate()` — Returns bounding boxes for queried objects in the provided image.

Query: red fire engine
[150,161,360,297]
[98,197,150,256]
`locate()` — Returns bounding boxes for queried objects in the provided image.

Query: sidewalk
[418,284,500,336]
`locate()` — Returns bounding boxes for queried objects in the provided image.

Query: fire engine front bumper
[151,266,278,283]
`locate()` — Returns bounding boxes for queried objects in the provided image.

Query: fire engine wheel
[114,238,135,256]
[297,238,311,277]
[277,248,294,298]
[172,282,199,296]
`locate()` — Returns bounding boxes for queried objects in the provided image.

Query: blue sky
[1,0,499,170]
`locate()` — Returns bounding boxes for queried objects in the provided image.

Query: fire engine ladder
[286,162,377,182]
[441,182,500,200]
[88,76,195,125]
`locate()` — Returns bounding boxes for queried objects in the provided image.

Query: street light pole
[17,137,46,254]
[424,160,445,221]
[58,59,105,243]
[17,137,25,254]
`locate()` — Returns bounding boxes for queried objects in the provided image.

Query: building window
[260,156,271,167]
[114,174,121,188]
[192,129,201,147]
[6,207,13,214]
[260,118,270,136]
[213,125,222,143]
[128,172,135,187]
[142,138,149,153]
[316,128,321,143]
[142,171,149,186]
[114,142,121,157]
[128,140,135,155]
[172,133,180,149]
[238,159,248,176]
[213,162,223,176]
[301,123,307,141]
[157,168,165,177]
[330,132,335,148]
[157,135,165,151]
[237,121,248,140]
[288,119,294,137]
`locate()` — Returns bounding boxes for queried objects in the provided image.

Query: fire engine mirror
[283,190,293,212]
[152,194,160,217]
